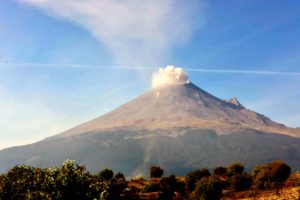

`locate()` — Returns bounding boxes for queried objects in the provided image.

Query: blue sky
[0,0,300,149]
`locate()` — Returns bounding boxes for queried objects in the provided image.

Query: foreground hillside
[0,160,299,200]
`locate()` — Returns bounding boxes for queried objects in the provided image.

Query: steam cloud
[18,0,203,66]
[152,65,190,88]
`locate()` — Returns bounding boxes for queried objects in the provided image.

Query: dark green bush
[159,175,186,200]
[267,160,291,183]
[141,183,161,193]
[0,165,48,200]
[99,168,114,181]
[230,173,252,191]
[227,162,244,177]
[186,168,211,191]
[0,161,107,200]
[252,160,291,189]
[213,166,227,176]
[114,172,125,181]
[150,166,164,178]
[194,176,223,200]
[252,165,270,189]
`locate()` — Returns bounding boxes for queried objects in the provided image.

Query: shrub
[252,160,291,189]
[99,168,114,181]
[110,174,127,200]
[252,165,270,189]
[267,160,291,183]
[114,172,125,181]
[227,162,244,177]
[186,168,211,191]
[213,167,227,176]
[122,186,140,200]
[230,173,252,191]
[141,183,161,193]
[194,176,223,200]
[159,175,186,200]
[150,166,164,178]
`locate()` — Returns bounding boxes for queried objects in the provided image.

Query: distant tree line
[0,160,296,200]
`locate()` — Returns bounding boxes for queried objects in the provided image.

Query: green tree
[267,160,291,183]
[252,160,291,189]
[252,165,270,189]
[0,165,50,200]
[114,172,125,181]
[50,160,102,199]
[110,172,127,200]
[230,173,252,191]
[213,167,227,176]
[159,175,185,200]
[0,161,107,200]
[186,168,211,191]
[194,176,223,200]
[150,166,164,178]
[99,168,114,181]
[227,162,244,177]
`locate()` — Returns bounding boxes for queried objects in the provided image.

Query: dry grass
[127,174,300,200]
[237,187,300,200]
[223,173,300,200]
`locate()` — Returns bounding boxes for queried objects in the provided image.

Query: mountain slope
[56,83,295,138]
[0,82,299,175]
[0,128,299,176]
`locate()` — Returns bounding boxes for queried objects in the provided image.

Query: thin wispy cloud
[1,62,300,76]
[185,68,300,76]
[17,0,203,66]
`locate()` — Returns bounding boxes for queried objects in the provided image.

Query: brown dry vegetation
[125,173,300,200]
[223,187,300,200]
[240,173,299,200]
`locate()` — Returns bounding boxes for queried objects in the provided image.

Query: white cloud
[18,0,204,66]
[152,65,189,88]
[1,0,205,148]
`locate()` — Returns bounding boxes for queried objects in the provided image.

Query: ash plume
[152,65,190,88]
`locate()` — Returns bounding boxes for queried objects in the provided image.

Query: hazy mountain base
[0,127,299,177]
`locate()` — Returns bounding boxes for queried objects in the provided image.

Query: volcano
[55,83,297,138]
[0,67,299,176]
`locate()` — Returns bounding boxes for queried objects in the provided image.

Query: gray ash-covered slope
[0,83,299,176]
[54,83,293,138]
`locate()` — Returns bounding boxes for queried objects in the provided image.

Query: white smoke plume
[17,0,203,66]
[152,65,190,88]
